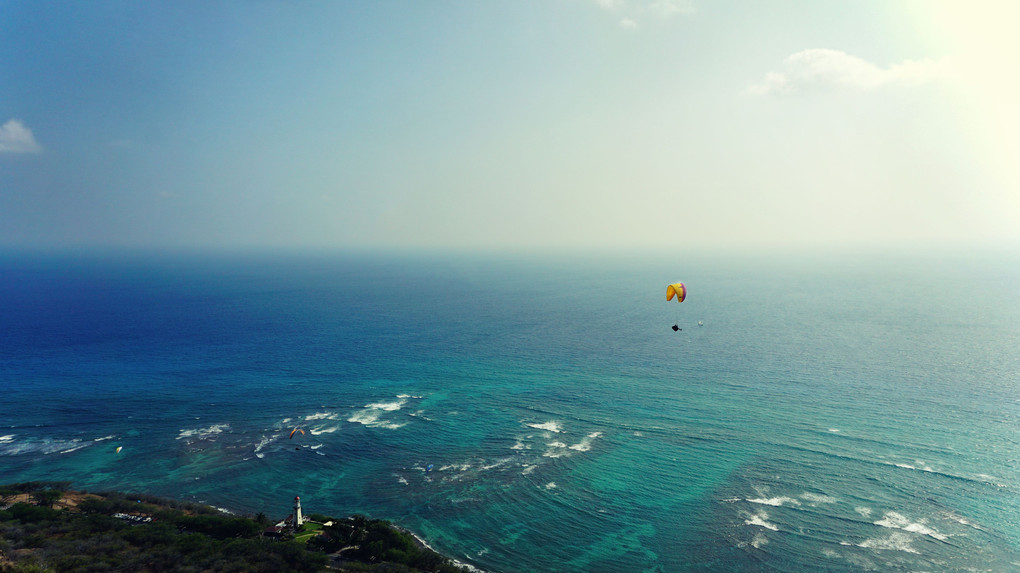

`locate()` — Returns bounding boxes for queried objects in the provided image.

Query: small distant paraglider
[289,428,305,439]
[115,446,123,454]
[666,282,687,331]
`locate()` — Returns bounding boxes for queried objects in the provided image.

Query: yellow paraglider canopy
[666,283,686,303]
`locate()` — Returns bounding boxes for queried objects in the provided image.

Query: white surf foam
[858,531,918,554]
[895,461,934,472]
[874,511,948,541]
[543,441,569,458]
[569,432,603,452]
[253,435,275,453]
[480,458,511,471]
[0,435,14,444]
[747,496,800,507]
[751,532,769,549]
[527,421,562,433]
[304,412,340,421]
[59,440,90,454]
[177,423,230,441]
[309,426,339,435]
[348,409,406,429]
[93,435,115,442]
[366,399,406,411]
[744,510,779,531]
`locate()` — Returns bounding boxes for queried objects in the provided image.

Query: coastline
[1,482,475,573]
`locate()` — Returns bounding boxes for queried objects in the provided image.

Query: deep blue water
[2,248,1019,572]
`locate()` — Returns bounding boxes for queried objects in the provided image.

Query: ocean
[1,248,1018,572]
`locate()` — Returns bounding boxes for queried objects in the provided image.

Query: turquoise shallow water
[2,249,1019,571]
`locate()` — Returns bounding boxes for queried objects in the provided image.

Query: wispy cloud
[592,0,695,28]
[0,119,42,153]
[748,49,953,96]
[649,0,695,18]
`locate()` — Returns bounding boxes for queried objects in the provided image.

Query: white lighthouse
[293,496,303,528]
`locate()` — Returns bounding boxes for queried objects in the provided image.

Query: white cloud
[0,119,41,153]
[592,0,694,23]
[649,0,695,18]
[748,49,953,96]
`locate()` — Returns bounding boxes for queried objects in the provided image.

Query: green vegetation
[0,483,468,573]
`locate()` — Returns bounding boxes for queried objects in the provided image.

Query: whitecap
[309,426,339,435]
[895,460,934,472]
[59,440,90,454]
[744,510,778,531]
[93,435,115,442]
[569,432,602,452]
[253,435,275,454]
[944,512,986,531]
[855,506,873,518]
[304,412,340,421]
[522,464,537,475]
[439,463,472,472]
[544,482,557,490]
[366,400,405,411]
[527,421,562,433]
[349,403,407,429]
[348,410,407,429]
[480,458,511,471]
[874,511,948,541]
[544,441,569,457]
[747,496,800,507]
[858,531,918,554]
[348,409,381,425]
[0,435,14,444]
[177,424,230,441]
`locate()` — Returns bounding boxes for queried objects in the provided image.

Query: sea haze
[2,248,1019,572]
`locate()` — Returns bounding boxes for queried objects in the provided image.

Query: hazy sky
[2,1,1018,252]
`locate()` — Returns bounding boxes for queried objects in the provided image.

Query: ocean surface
[2,248,1019,572]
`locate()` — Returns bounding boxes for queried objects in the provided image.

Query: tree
[30,490,62,509]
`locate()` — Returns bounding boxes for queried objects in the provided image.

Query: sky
[1,0,1018,253]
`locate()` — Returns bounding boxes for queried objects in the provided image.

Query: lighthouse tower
[293,496,303,528]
